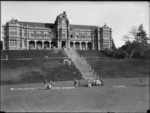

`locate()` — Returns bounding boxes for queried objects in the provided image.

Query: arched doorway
[62,41,66,48]
[81,42,86,50]
[70,42,74,48]
[44,41,49,49]
[51,41,57,49]
[29,41,35,49]
[87,42,92,50]
[37,41,42,49]
[75,42,80,50]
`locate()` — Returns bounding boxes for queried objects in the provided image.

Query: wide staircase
[64,48,99,80]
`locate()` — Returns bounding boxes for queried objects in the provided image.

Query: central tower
[55,11,70,49]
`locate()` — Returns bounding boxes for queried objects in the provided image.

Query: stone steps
[64,48,98,80]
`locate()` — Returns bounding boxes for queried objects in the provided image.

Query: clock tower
[55,11,70,49]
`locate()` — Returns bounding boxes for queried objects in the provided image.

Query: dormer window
[71,34,73,38]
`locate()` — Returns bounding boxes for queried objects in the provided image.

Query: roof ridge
[70,24,97,27]
[17,21,98,29]
[18,21,54,25]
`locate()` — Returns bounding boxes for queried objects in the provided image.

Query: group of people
[44,77,103,90]
[73,78,103,87]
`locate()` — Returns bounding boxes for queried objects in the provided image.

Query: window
[103,42,109,48]
[37,31,40,37]
[44,32,48,37]
[19,29,22,36]
[41,31,44,37]
[71,34,73,38]
[62,20,66,24]
[78,33,82,38]
[9,29,12,35]
[14,29,16,35]
[9,28,17,36]
[23,30,27,37]
[33,31,36,37]
[24,41,26,47]
[9,28,13,35]
[9,39,18,47]
[62,33,66,37]
[30,31,34,37]
[47,32,51,37]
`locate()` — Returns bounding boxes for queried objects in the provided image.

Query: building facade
[2,11,113,50]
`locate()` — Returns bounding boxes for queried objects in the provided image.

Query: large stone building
[2,11,113,50]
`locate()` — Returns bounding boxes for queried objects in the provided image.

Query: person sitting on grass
[44,80,52,90]
[95,78,103,86]
[74,79,78,87]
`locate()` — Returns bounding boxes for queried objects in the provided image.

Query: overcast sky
[1,1,149,47]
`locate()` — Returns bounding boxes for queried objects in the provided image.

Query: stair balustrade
[64,48,99,80]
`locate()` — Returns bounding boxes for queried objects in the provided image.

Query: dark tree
[0,41,3,50]
[135,24,148,44]
[120,24,149,58]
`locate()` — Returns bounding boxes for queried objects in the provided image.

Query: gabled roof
[70,24,98,30]
[18,21,54,28]
[102,23,109,29]
[9,18,18,24]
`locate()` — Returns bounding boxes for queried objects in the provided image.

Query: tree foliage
[122,26,138,42]
[105,24,149,59]
[135,24,148,44]
[120,24,149,58]
[111,39,116,50]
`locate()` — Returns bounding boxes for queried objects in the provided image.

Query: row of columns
[20,40,96,50]
[25,40,52,50]
[70,41,94,50]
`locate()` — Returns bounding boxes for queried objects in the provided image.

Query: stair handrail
[68,48,99,79]
[81,55,99,79]
[73,49,99,79]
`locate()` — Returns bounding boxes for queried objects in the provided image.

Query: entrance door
[62,41,66,49]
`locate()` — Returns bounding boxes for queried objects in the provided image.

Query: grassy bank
[1,50,149,85]
[0,49,67,59]
[86,58,149,78]
[1,59,82,85]
[77,50,106,57]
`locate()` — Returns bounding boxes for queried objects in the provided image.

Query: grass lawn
[1,77,149,112]
[1,50,149,112]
